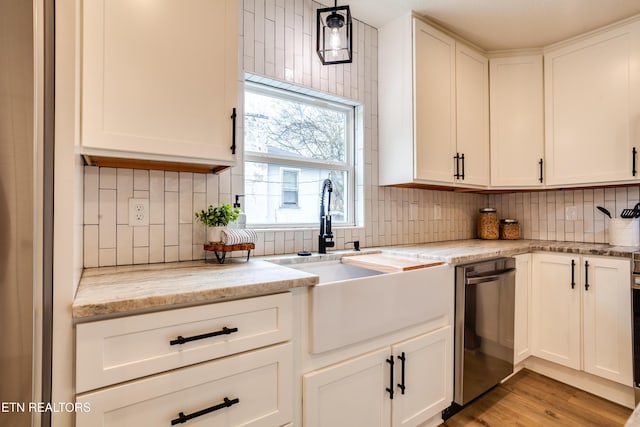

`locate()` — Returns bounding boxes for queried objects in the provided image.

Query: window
[244,81,355,227]
[280,168,299,208]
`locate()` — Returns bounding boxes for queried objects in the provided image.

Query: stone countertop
[381,239,639,264]
[72,259,318,320]
[73,240,640,320]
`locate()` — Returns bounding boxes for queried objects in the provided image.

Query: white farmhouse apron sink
[290,260,452,353]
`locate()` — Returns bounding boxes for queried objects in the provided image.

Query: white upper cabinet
[490,55,544,187]
[413,20,457,184]
[379,15,489,188]
[544,20,640,186]
[455,44,490,186]
[81,0,238,170]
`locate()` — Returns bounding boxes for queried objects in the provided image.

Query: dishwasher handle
[466,269,515,285]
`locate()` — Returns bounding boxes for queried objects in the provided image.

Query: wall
[83,0,485,267]
[82,1,640,267]
[488,186,640,243]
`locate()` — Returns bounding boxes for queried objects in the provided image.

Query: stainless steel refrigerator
[0,0,53,425]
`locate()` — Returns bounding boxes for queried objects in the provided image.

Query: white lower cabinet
[514,254,532,364]
[531,253,632,385]
[303,326,452,427]
[77,343,292,427]
[75,293,294,426]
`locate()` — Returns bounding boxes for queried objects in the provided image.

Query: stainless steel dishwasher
[453,257,516,406]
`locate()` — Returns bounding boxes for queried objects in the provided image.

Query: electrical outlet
[129,198,149,226]
[565,206,577,221]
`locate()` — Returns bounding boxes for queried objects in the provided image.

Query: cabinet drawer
[76,342,292,427]
[76,292,292,393]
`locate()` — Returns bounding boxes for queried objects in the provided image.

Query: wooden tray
[203,243,255,264]
[341,253,444,273]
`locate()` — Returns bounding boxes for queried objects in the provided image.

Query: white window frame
[280,167,300,208]
[244,81,356,228]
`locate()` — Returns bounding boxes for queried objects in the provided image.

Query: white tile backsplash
[116,169,133,225]
[99,167,116,189]
[133,247,149,265]
[149,224,165,263]
[149,170,165,225]
[116,224,133,265]
[83,225,99,268]
[84,166,99,224]
[83,0,640,267]
[98,189,116,249]
[164,191,179,247]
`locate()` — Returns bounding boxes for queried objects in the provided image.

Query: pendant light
[316,0,352,65]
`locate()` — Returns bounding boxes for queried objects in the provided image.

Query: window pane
[282,169,298,190]
[281,169,299,207]
[245,161,348,225]
[245,90,348,163]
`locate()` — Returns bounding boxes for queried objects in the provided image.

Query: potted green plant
[195,204,241,243]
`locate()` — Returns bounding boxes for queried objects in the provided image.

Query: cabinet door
[514,254,532,364]
[582,256,632,385]
[82,0,238,163]
[391,326,453,427]
[413,19,456,184]
[531,253,581,369]
[303,348,391,427]
[544,22,640,185]
[490,55,544,187]
[76,343,292,427]
[455,44,489,187]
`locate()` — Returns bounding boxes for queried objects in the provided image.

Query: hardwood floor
[442,369,632,427]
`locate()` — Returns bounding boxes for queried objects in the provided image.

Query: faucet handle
[345,240,360,251]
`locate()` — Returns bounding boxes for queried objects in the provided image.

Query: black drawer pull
[539,158,544,183]
[170,327,238,346]
[571,259,575,289]
[397,352,406,395]
[386,355,394,399]
[453,153,460,179]
[230,108,237,154]
[171,397,239,425]
[585,260,590,291]
[460,153,465,180]
[633,147,637,177]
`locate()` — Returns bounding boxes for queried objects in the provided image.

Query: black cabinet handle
[453,153,460,179]
[170,326,238,346]
[230,108,237,155]
[397,352,406,395]
[585,260,590,291]
[386,355,394,399]
[460,153,465,180]
[571,259,575,289]
[171,397,239,425]
[633,147,637,177]
[539,158,544,183]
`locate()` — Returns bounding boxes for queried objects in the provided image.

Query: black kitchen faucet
[318,178,335,254]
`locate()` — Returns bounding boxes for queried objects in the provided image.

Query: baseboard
[417,412,446,427]
[522,356,635,409]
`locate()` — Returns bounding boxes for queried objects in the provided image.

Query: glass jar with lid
[478,208,499,240]
[500,219,521,240]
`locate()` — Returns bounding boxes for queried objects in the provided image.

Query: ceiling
[331,0,640,50]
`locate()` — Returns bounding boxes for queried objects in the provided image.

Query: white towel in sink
[221,229,257,245]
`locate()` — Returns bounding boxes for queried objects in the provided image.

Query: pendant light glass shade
[316,1,352,65]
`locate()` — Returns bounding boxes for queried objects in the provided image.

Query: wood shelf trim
[83,155,230,174]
